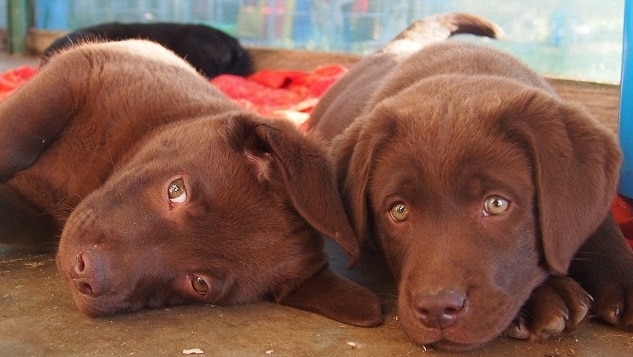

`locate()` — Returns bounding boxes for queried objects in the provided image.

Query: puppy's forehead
[378,75,535,142]
[106,116,251,194]
[369,77,533,193]
[125,116,230,167]
[376,79,507,154]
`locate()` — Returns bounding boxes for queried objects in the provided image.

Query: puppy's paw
[589,280,633,331]
[505,276,591,341]
[566,215,633,331]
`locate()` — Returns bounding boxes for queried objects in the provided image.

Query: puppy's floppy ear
[331,115,396,247]
[504,90,621,275]
[0,60,77,181]
[225,114,360,265]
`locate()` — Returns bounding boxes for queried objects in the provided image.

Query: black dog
[42,22,252,78]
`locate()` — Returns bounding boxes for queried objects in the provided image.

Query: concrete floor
[2,243,633,357]
[1,52,633,356]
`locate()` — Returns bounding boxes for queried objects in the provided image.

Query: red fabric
[612,195,633,249]
[211,64,347,125]
[0,65,39,101]
[0,64,347,127]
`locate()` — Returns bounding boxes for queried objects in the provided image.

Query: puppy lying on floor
[0,39,381,327]
[308,12,633,350]
[42,22,253,78]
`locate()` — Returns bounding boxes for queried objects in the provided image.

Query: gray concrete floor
[1,52,633,356]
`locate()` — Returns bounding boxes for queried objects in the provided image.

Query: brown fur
[0,40,381,327]
[308,13,633,350]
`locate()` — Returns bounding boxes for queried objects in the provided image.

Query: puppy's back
[372,42,554,107]
[307,13,503,141]
[47,39,199,76]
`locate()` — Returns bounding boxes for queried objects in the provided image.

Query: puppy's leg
[0,50,85,246]
[507,214,633,340]
[505,276,592,341]
[0,62,77,181]
[568,214,633,330]
[278,266,382,327]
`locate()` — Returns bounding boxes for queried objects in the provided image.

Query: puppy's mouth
[399,316,497,352]
[60,268,187,318]
[396,286,517,351]
[69,287,188,318]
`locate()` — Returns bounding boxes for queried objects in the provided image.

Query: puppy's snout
[414,288,467,329]
[72,248,111,297]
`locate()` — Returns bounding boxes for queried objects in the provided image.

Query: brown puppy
[0,40,381,327]
[308,13,633,350]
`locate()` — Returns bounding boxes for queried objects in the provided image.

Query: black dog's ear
[504,90,621,274]
[0,59,79,181]
[224,114,360,266]
[278,267,383,327]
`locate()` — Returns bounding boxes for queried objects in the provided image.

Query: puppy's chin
[399,322,494,352]
[400,318,497,352]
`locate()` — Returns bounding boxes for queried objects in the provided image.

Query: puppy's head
[332,75,620,349]
[56,113,381,327]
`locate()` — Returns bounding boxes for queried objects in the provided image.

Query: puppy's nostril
[77,282,94,295]
[74,253,86,274]
[414,288,467,329]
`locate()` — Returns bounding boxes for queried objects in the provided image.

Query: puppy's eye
[190,275,209,295]
[389,202,409,222]
[484,195,509,216]
[168,178,187,204]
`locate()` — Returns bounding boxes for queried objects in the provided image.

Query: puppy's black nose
[414,288,467,329]
[72,248,110,297]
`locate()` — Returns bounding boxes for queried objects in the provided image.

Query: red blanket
[0,65,39,101]
[612,195,633,249]
[0,64,347,126]
[1,64,632,249]
[210,65,347,126]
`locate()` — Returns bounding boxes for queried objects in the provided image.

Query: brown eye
[389,202,409,222]
[191,276,209,295]
[168,178,187,204]
[484,196,509,216]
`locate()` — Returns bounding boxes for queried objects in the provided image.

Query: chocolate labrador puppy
[308,13,633,350]
[42,22,253,78]
[0,40,381,327]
